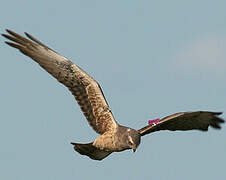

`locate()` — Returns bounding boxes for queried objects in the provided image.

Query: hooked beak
[132,146,137,152]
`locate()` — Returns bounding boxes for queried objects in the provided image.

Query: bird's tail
[71,142,112,161]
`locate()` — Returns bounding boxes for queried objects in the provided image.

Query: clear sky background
[1,1,226,180]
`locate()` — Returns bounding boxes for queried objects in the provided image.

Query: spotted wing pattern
[138,111,224,136]
[2,29,118,134]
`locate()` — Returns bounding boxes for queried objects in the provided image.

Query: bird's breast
[93,132,125,152]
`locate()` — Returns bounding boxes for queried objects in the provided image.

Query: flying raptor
[2,29,224,160]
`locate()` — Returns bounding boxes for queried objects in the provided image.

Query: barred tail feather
[71,142,112,161]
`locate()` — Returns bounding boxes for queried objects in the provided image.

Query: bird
[2,29,224,161]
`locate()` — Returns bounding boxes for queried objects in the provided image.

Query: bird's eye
[128,136,134,145]
[128,140,133,145]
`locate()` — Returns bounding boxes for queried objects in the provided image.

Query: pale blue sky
[1,1,226,180]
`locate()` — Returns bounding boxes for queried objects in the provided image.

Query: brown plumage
[2,30,224,161]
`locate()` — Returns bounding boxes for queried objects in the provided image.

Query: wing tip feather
[4,41,21,49]
[213,112,223,116]
[5,29,13,34]
[5,29,20,37]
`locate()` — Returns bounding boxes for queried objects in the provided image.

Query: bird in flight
[2,29,224,160]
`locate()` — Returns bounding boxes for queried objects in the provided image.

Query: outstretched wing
[2,29,118,134]
[138,111,224,136]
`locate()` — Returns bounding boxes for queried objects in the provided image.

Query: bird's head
[126,128,141,152]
